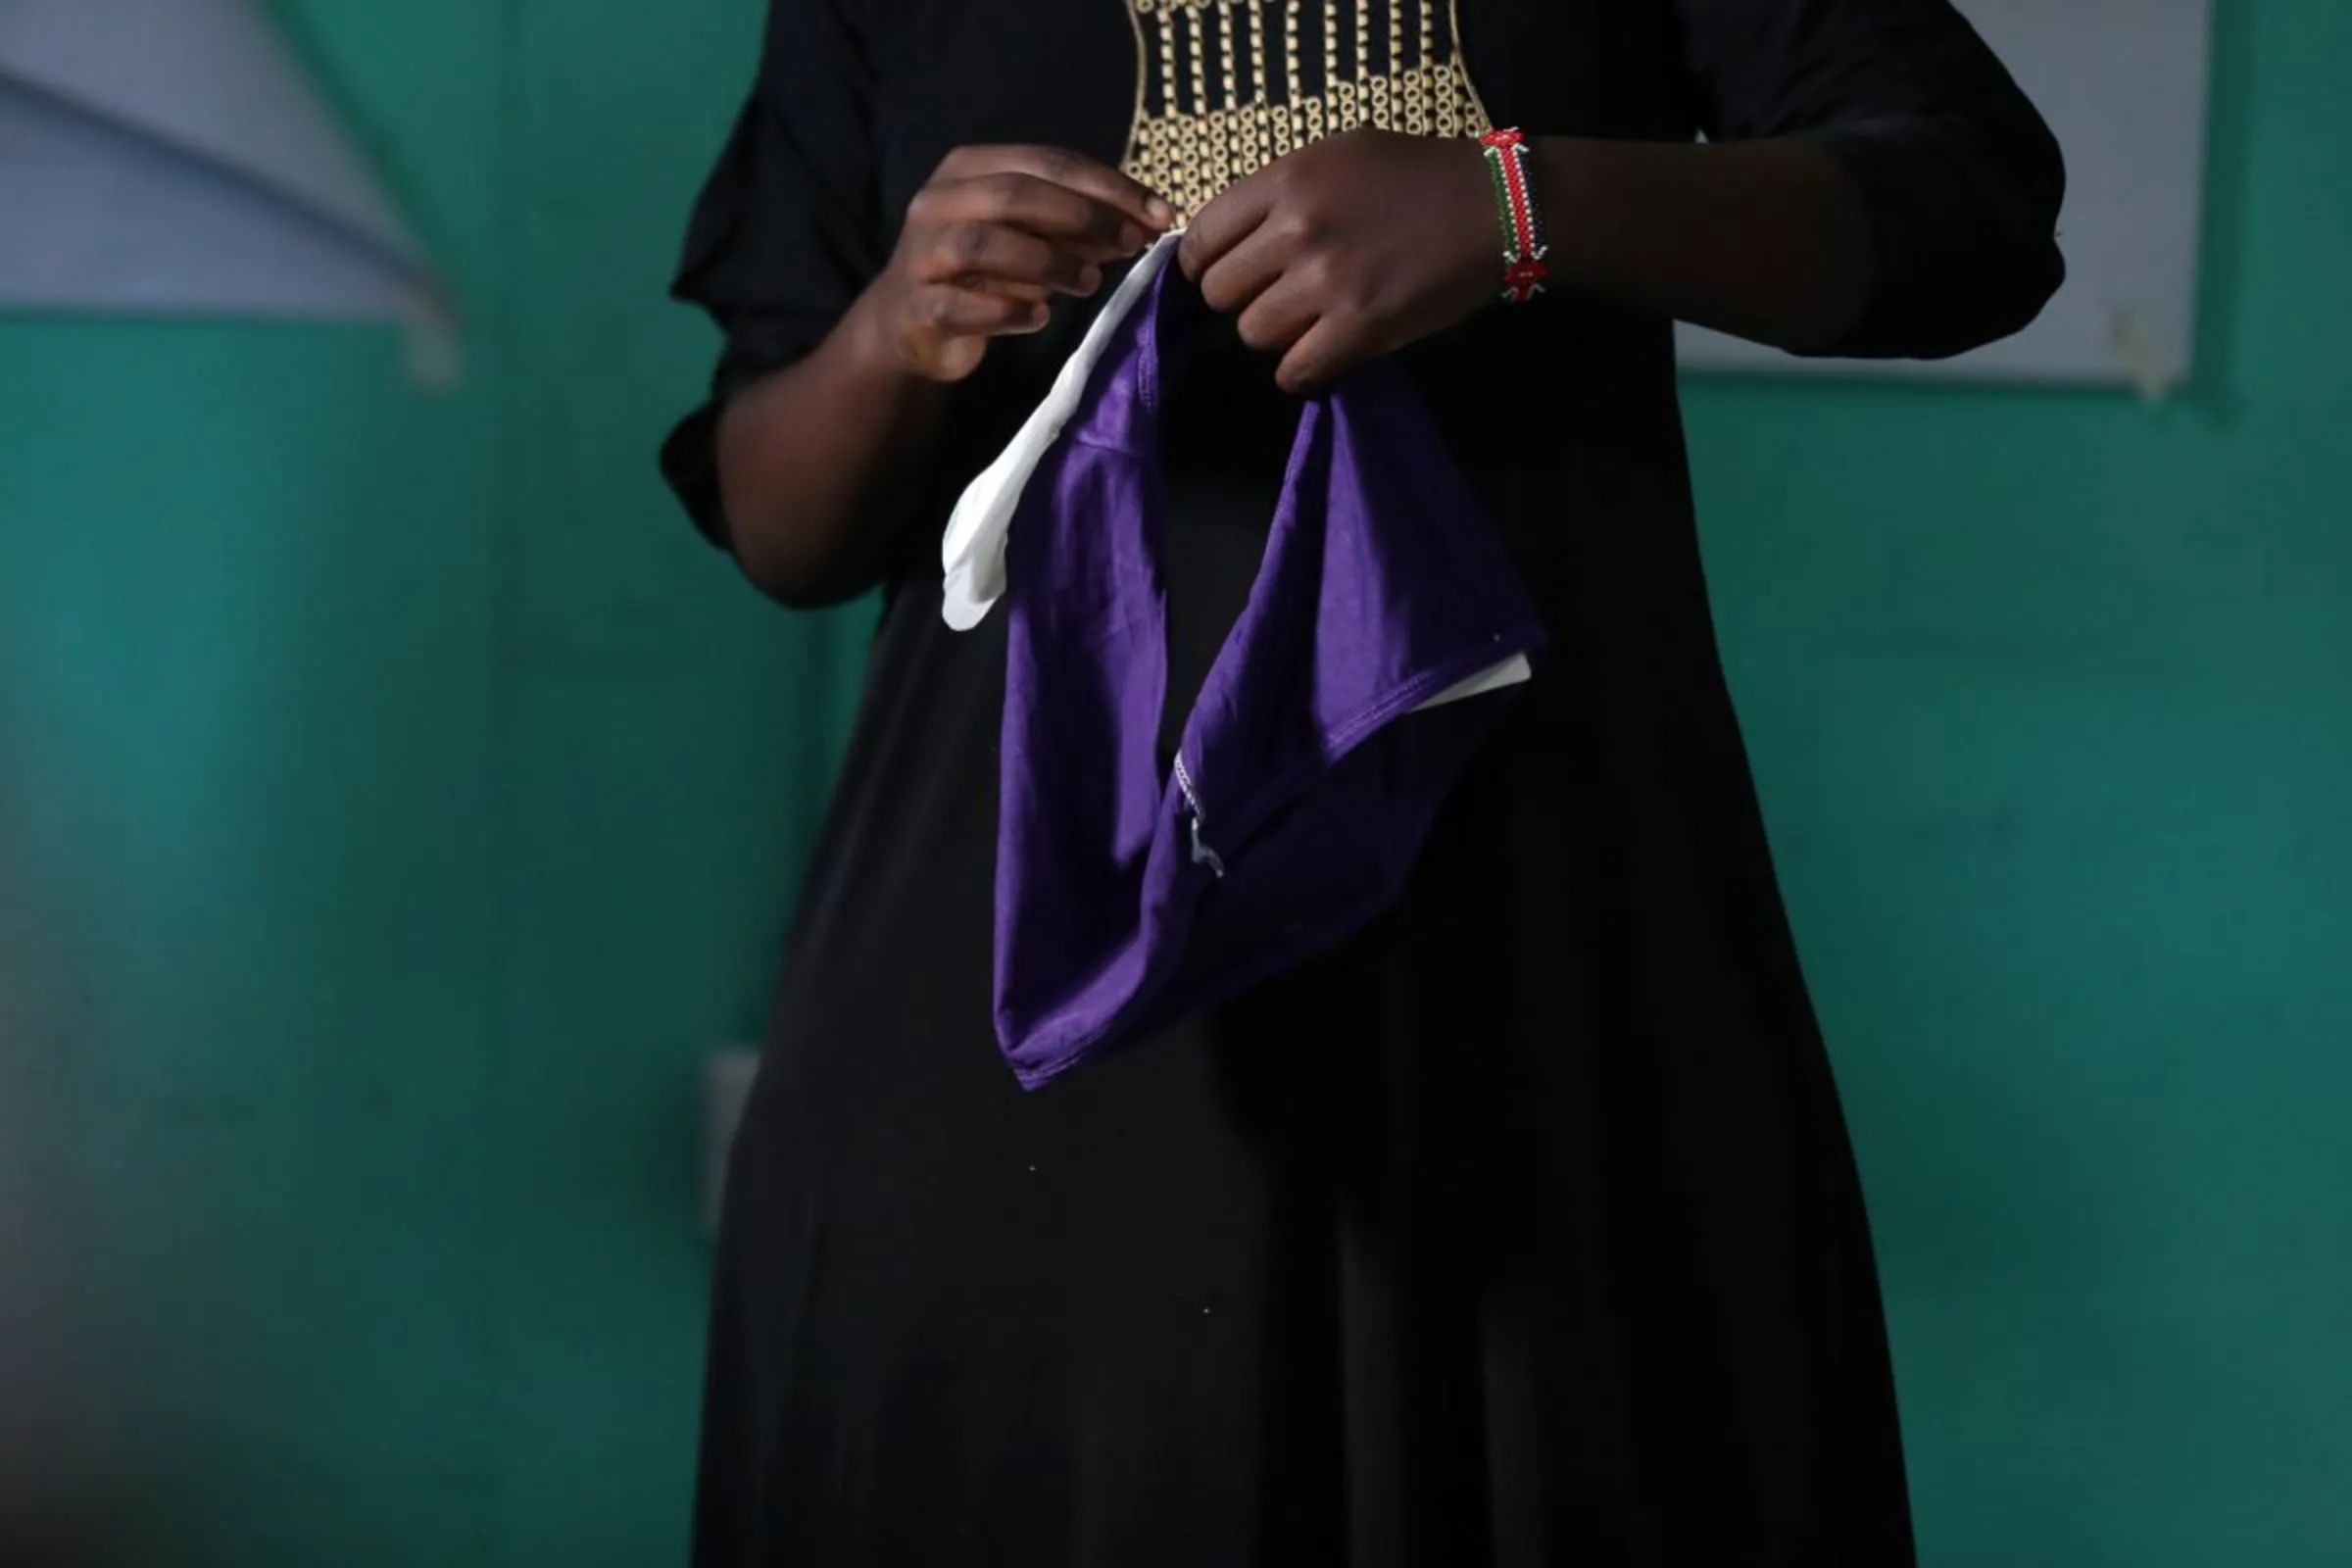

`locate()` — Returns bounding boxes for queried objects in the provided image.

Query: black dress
[659,2,2063,1562]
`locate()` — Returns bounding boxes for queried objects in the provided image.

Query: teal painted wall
[1686,5,2352,1563]
[0,3,2340,1565]
[0,1,860,1562]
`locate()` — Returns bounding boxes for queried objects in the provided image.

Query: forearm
[1530,135,1878,355]
[714,295,951,608]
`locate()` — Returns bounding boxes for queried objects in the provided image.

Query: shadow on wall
[0,717,126,1568]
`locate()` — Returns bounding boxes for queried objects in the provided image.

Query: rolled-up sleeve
[659,0,885,543]
[1677,0,2067,360]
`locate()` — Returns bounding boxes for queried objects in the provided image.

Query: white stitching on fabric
[1170,754,1227,878]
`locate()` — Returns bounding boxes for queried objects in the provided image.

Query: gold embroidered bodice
[1120,0,1494,221]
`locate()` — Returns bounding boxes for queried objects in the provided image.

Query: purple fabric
[995,264,1545,1088]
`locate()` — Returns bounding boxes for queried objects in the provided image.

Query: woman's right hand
[850,146,1175,384]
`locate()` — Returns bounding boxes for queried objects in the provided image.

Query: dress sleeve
[658,0,886,544]
[1676,0,2067,361]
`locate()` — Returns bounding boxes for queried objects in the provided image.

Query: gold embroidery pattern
[1122,0,1492,221]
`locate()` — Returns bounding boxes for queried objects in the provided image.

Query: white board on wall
[1676,0,2214,394]
[0,0,456,379]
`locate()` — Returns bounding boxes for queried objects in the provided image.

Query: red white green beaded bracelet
[1479,127,1549,305]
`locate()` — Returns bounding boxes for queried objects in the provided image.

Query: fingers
[910,283,1053,339]
[892,280,1051,381]
[909,219,1105,297]
[1233,272,1321,362]
[906,152,1176,307]
[1191,182,1341,392]
[1192,222,1292,318]
[1227,267,1371,394]
[881,144,1178,382]
[1179,170,1276,280]
[1275,317,1360,397]
[957,275,1056,307]
[935,145,1175,233]
[915,172,1152,260]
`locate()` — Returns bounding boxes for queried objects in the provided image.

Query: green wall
[0,1,859,1561]
[1687,5,2352,1562]
[0,1,2341,1564]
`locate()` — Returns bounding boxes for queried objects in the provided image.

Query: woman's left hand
[1176,128,1504,395]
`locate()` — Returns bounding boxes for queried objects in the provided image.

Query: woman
[661,1,2062,1561]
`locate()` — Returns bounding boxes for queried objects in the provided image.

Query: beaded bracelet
[1479,128,1550,305]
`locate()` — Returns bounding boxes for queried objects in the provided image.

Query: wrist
[1519,137,1615,298]
[834,286,923,385]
